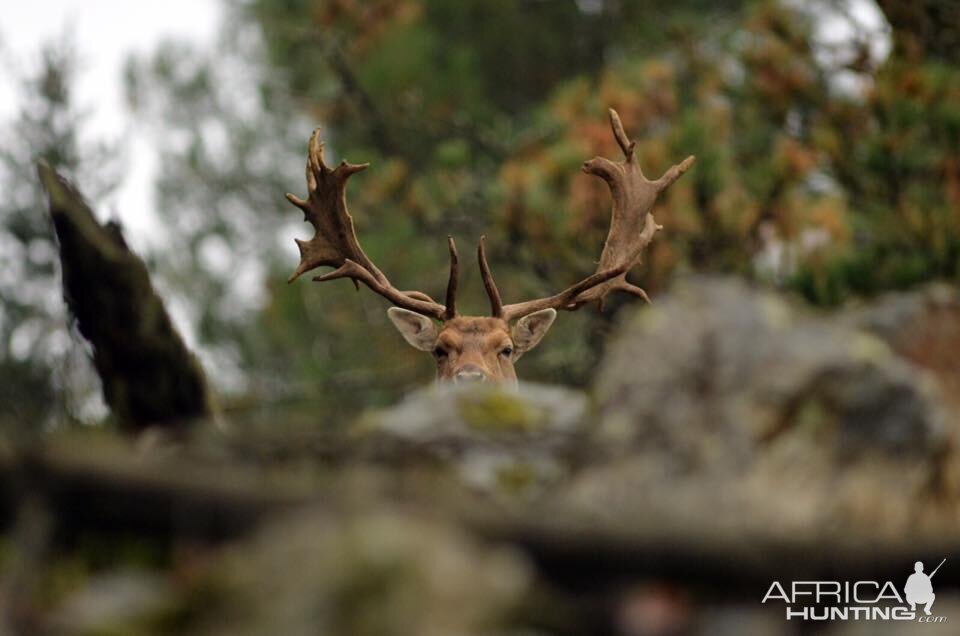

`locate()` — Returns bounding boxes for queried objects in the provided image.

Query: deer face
[387,308,557,383]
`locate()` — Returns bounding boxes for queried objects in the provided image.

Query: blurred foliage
[501,1,960,306]
[125,0,748,414]
[4,0,959,424]
[799,54,960,303]
[0,40,120,431]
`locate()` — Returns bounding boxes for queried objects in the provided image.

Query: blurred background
[4,0,957,430]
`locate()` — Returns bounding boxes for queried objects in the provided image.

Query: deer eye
[433,346,448,360]
[500,346,514,358]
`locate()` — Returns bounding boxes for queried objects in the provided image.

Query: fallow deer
[286,109,694,383]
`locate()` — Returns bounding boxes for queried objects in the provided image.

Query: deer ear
[387,307,439,351]
[511,308,557,357]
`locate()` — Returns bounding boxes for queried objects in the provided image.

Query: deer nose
[454,365,486,384]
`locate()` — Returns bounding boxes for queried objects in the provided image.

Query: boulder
[855,283,960,415]
[356,383,589,497]
[586,276,954,540]
[180,506,531,636]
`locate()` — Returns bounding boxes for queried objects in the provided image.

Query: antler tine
[608,108,636,160]
[500,108,694,322]
[444,236,459,320]
[500,262,629,321]
[477,236,503,318]
[287,129,450,321]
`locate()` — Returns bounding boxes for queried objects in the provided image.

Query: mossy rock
[359,383,587,442]
[355,383,588,496]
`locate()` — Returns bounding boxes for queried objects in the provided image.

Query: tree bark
[38,162,212,431]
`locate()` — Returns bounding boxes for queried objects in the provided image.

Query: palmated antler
[488,109,695,321]
[287,130,458,320]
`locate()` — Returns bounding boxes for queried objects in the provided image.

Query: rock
[181,506,531,636]
[594,276,947,463]
[11,276,960,636]
[47,570,173,635]
[585,276,954,539]
[357,383,589,496]
[854,283,960,416]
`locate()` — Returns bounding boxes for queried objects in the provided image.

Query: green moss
[458,392,541,433]
[495,463,537,494]
[791,396,836,442]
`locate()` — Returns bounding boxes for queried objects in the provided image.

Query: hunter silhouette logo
[906,559,945,616]
[762,559,948,622]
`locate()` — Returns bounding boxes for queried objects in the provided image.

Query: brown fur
[433,316,517,383]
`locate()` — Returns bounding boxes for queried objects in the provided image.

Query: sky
[0,0,223,253]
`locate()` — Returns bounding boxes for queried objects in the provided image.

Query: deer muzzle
[453,364,487,384]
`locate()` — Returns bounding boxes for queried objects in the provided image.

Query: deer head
[286,109,694,384]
